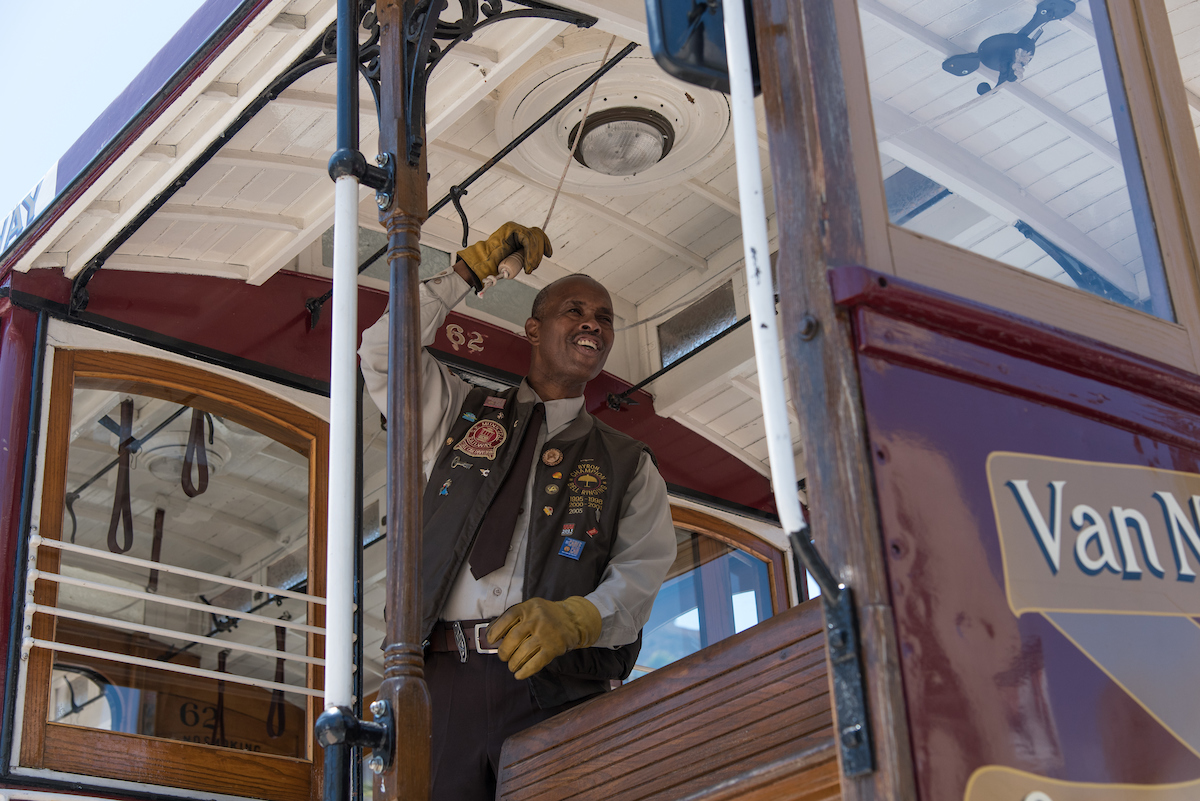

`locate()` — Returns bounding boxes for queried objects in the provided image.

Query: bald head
[530,274,611,322]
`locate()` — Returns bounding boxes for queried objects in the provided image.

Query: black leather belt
[427,619,499,661]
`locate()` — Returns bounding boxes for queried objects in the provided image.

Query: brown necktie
[469,402,545,579]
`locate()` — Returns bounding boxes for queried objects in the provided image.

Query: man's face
[525,277,615,389]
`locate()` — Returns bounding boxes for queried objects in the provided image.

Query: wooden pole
[375,1,431,799]
[749,0,917,798]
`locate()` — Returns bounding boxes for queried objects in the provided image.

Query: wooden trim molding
[1123,0,1200,370]
[888,227,1196,373]
[20,349,328,801]
[751,0,917,795]
[829,264,1200,416]
[671,506,791,614]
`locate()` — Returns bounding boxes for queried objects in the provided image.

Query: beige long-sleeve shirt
[358,272,675,647]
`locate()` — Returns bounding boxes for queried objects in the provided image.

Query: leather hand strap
[147,508,165,592]
[182,408,210,497]
[106,399,135,554]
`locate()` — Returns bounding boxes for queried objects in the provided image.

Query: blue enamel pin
[558,538,585,560]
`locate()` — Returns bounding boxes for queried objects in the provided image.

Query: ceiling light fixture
[568,107,675,176]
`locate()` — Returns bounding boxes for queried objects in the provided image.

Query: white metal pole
[325,174,360,709]
[722,0,806,540]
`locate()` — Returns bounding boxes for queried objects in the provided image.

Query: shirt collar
[517,380,585,437]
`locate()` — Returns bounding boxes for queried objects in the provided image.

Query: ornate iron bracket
[399,0,598,166]
[787,529,875,777]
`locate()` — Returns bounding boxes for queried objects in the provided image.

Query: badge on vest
[484,396,506,409]
[439,479,452,496]
[542,448,564,466]
[462,412,477,423]
[568,462,607,515]
[561,523,575,536]
[454,419,506,459]
[587,527,598,538]
[558,538,585,560]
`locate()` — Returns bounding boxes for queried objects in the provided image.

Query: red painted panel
[0,296,37,672]
[13,269,774,513]
[834,267,1200,799]
[14,268,389,385]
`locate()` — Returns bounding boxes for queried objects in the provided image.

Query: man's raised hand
[457,221,553,286]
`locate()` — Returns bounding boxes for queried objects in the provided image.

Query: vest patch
[454,419,506,459]
[569,462,608,515]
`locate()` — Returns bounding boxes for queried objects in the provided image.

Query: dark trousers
[426,651,582,801]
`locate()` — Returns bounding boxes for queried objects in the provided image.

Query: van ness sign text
[987,452,1200,617]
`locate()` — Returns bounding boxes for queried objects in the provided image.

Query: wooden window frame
[832,0,1200,373]
[19,349,328,801]
[670,506,791,617]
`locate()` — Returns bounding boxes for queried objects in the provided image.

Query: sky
[0,0,209,217]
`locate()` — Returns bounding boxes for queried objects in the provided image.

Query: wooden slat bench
[497,598,840,801]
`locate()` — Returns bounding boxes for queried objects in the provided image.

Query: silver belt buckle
[475,622,499,654]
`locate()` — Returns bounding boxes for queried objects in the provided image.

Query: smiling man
[358,222,675,801]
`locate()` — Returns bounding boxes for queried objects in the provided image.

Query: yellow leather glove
[457,222,552,284]
[487,596,601,680]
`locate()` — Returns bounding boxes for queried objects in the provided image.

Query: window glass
[859,0,1172,319]
[657,281,739,367]
[39,384,315,758]
[630,526,774,679]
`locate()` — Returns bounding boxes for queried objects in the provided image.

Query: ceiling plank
[429,141,709,272]
[156,204,305,232]
[103,254,249,280]
[209,149,330,177]
[246,184,369,284]
[429,21,568,141]
[685,179,740,215]
[873,100,1138,294]
[444,41,500,68]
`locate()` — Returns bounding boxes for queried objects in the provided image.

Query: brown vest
[421,385,652,707]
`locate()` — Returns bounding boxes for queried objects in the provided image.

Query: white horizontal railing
[29,570,323,634]
[22,638,323,698]
[32,535,325,605]
[31,605,325,666]
[25,535,329,701]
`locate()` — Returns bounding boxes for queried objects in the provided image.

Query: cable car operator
[360,221,676,800]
